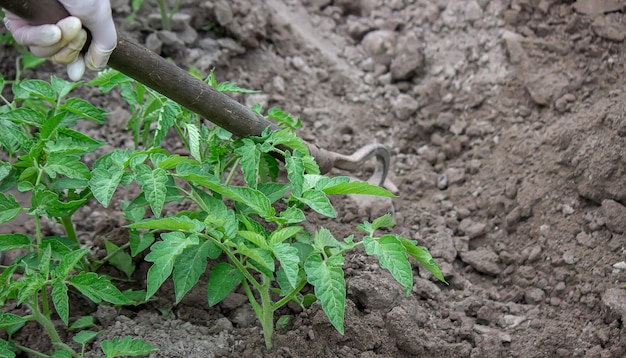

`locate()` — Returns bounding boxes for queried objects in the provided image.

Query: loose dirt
[2,0,626,357]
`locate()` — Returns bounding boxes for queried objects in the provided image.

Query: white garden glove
[3,0,117,81]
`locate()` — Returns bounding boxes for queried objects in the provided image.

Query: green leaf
[55,247,89,279]
[0,119,28,153]
[126,216,204,233]
[31,187,87,218]
[61,98,106,123]
[152,99,178,147]
[313,228,342,251]
[257,182,290,203]
[399,237,447,284]
[69,272,132,305]
[101,336,158,358]
[129,230,155,257]
[88,69,133,93]
[0,161,11,182]
[363,235,413,296]
[0,193,22,224]
[134,165,168,217]
[21,53,46,70]
[0,312,26,329]
[156,154,195,170]
[235,139,261,189]
[271,243,300,288]
[56,128,106,152]
[304,255,346,334]
[238,230,268,250]
[207,263,244,306]
[144,232,198,300]
[43,152,90,180]
[18,273,46,305]
[0,339,15,358]
[215,81,259,93]
[72,330,102,345]
[0,234,31,251]
[267,107,300,129]
[185,123,202,162]
[17,79,54,101]
[51,75,78,98]
[104,240,135,278]
[52,281,69,325]
[269,226,303,245]
[236,244,275,273]
[298,190,336,218]
[0,107,45,126]
[90,168,124,208]
[285,153,304,197]
[323,181,396,197]
[280,207,306,225]
[69,316,96,330]
[173,240,212,304]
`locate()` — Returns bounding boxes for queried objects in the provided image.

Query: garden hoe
[1,0,393,189]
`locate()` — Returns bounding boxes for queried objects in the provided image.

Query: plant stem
[60,215,79,246]
[272,279,307,310]
[31,306,80,357]
[155,0,170,31]
[259,279,275,350]
[12,343,49,358]
[224,158,240,185]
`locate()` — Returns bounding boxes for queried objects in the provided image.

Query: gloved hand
[3,0,116,81]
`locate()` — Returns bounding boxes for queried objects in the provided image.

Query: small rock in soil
[220,292,248,311]
[503,314,526,328]
[601,199,626,233]
[524,287,545,305]
[591,16,626,42]
[347,194,394,221]
[458,218,487,239]
[361,30,397,66]
[428,226,457,263]
[601,288,626,322]
[459,247,502,275]
[391,93,419,121]
[386,307,425,355]
[348,273,402,309]
[230,305,257,328]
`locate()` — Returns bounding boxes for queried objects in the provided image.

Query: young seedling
[0,73,157,357]
[88,69,446,349]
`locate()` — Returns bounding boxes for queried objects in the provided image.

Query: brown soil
[2,0,626,357]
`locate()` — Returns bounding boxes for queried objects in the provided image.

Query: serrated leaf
[129,230,155,257]
[313,228,342,251]
[134,165,168,217]
[215,81,259,93]
[173,240,211,304]
[88,69,133,93]
[72,330,102,345]
[17,79,55,101]
[371,214,395,230]
[363,235,413,296]
[304,255,346,334]
[269,130,309,154]
[101,336,158,358]
[21,53,46,70]
[297,190,336,218]
[0,107,45,126]
[267,107,300,129]
[31,187,87,218]
[44,152,90,180]
[56,248,89,279]
[285,153,304,197]
[69,272,132,305]
[238,230,268,249]
[0,312,26,329]
[156,155,195,170]
[61,98,106,123]
[279,206,305,224]
[0,119,28,153]
[126,216,204,232]
[207,262,244,306]
[323,181,396,197]
[90,168,124,208]
[272,243,300,288]
[236,244,275,272]
[69,316,95,330]
[185,123,202,162]
[144,232,198,300]
[399,237,446,284]
[152,99,178,147]
[235,139,260,189]
[257,182,290,203]
[269,226,303,245]
[0,161,10,182]
[56,128,106,152]
[52,281,69,325]
[18,273,46,305]
[105,240,135,278]
[0,339,15,358]
[0,234,31,251]
[0,193,22,224]
[51,75,78,98]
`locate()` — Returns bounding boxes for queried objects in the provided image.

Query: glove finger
[50,29,87,65]
[67,54,86,81]
[26,17,83,59]
[84,42,115,71]
[3,11,61,47]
